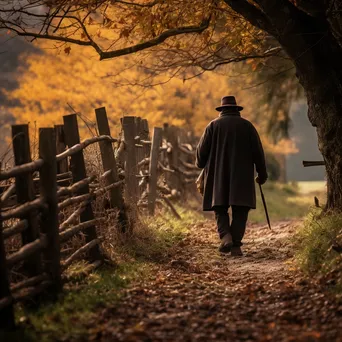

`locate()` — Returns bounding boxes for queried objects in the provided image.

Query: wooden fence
[0,107,200,329]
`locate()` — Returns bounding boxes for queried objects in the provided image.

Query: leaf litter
[81,220,341,341]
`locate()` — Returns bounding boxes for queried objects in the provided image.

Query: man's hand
[255,175,267,185]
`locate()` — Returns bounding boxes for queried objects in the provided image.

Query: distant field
[249,181,327,223]
[296,181,326,194]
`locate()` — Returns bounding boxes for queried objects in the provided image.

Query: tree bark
[297,33,342,211]
[245,1,342,211]
[305,83,342,210]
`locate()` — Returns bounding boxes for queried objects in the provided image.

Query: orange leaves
[118,17,126,25]
[246,59,260,71]
[64,46,71,55]
[120,28,131,39]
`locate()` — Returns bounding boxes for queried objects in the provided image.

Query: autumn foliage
[3,40,296,159]
[0,0,299,161]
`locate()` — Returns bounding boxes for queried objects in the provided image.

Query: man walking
[196,96,268,256]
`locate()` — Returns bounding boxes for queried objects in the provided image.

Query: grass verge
[2,206,203,342]
[295,209,342,295]
[249,181,324,223]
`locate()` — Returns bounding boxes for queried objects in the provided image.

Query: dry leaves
[77,221,342,341]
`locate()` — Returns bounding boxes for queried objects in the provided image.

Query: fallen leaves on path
[87,220,341,341]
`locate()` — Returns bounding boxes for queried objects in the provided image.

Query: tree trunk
[230,0,342,210]
[277,13,342,212]
[296,37,342,211]
[306,88,342,211]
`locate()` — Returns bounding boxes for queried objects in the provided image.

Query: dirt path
[87,220,342,342]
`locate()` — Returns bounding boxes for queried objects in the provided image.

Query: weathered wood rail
[302,160,325,167]
[0,107,200,329]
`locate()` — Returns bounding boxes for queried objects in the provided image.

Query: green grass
[295,209,342,294]
[2,264,147,342]
[117,206,202,262]
[2,206,202,342]
[249,181,325,223]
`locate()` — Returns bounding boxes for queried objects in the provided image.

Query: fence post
[122,116,139,204]
[11,125,41,277]
[135,117,144,163]
[54,125,68,174]
[135,117,144,198]
[63,114,101,261]
[148,127,163,215]
[0,164,15,330]
[95,107,128,232]
[0,228,15,330]
[163,124,180,192]
[39,128,62,294]
[141,119,150,158]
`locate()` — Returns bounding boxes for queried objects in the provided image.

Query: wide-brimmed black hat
[215,96,243,112]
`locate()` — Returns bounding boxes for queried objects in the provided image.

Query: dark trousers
[214,206,250,247]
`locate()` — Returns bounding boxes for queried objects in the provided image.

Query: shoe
[231,246,243,256]
[218,233,233,253]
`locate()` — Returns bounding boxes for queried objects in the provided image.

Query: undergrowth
[295,209,342,295]
[112,206,202,263]
[2,181,328,340]
[2,206,203,342]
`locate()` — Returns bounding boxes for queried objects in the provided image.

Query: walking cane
[258,184,272,230]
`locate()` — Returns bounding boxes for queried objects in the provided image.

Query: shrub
[295,209,342,293]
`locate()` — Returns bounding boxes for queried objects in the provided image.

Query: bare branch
[114,0,160,7]
[101,17,211,59]
[1,2,211,61]
[223,0,276,35]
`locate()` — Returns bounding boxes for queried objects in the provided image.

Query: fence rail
[0,106,200,329]
[302,160,325,167]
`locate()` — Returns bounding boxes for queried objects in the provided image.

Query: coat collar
[220,110,241,117]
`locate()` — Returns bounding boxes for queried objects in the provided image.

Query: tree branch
[222,0,276,35]
[198,47,282,71]
[99,17,211,60]
[1,7,211,61]
[292,0,325,18]
[114,0,160,7]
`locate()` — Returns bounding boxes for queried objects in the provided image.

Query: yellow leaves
[103,16,113,28]
[262,138,298,155]
[6,36,291,160]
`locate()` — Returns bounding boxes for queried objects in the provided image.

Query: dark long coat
[196,111,267,211]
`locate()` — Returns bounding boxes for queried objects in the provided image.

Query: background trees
[3,40,295,156]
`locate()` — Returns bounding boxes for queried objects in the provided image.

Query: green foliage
[3,265,142,342]
[295,210,342,293]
